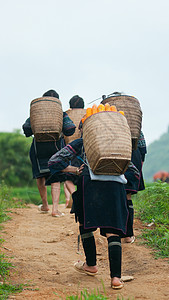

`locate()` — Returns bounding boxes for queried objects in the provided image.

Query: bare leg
[64,182,71,207]
[65,180,76,194]
[51,182,63,216]
[64,180,76,208]
[36,177,49,211]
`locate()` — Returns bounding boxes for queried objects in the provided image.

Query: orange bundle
[119,111,125,116]
[81,116,86,123]
[86,107,92,118]
[92,104,98,114]
[110,105,117,112]
[104,103,111,111]
[97,104,105,112]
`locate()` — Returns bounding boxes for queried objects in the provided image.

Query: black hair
[69,95,84,108]
[43,89,59,99]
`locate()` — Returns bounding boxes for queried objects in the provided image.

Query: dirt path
[1,204,169,300]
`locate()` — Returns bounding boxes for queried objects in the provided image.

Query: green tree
[0,131,32,186]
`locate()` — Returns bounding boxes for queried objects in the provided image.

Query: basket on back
[83,111,132,175]
[101,95,142,149]
[30,97,63,142]
[64,108,86,144]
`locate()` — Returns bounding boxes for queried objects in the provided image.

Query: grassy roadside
[0,182,25,299]
[133,181,169,259]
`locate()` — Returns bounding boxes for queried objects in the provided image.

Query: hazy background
[1,0,169,145]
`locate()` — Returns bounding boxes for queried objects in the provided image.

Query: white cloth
[88,166,127,184]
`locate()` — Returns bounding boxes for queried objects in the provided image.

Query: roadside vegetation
[0,182,25,299]
[133,181,169,259]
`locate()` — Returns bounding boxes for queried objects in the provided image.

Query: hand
[76,164,84,175]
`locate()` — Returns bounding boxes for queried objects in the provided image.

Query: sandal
[38,204,49,214]
[111,280,124,289]
[74,261,98,276]
[52,212,65,217]
[124,236,135,244]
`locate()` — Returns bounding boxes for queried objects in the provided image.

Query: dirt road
[1,204,169,299]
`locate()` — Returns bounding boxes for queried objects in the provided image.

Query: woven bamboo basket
[101,95,142,149]
[83,111,132,175]
[64,108,86,144]
[30,97,63,142]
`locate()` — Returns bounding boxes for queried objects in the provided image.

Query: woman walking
[48,135,130,289]
[22,89,76,217]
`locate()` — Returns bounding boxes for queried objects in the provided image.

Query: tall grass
[133,181,169,258]
[0,181,25,299]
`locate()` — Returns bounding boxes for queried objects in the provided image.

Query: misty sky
[1,0,169,145]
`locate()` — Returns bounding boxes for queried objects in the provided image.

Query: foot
[38,204,49,213]
[74,260,98,276]
[124,236,135,244]
[52,210,65,217]
[83,262,98,274]
[65,200,69,208]
[111,277,124,289]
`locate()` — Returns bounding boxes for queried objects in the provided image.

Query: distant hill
[143,127,169,182]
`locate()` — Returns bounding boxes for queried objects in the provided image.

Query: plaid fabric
[137,131,147,162]
[137,131,146,148]
[48,138,83,174]
[62,112,76,136]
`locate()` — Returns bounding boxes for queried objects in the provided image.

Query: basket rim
[102,94,139,101]
[30,97,62,107]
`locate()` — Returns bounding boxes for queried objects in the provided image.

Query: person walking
[22,89,76,217]
[48,134,131,289]
[63,95,85,208]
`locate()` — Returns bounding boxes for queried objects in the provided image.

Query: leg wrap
[107,236,121,278]
[79,226,96,266]
[127,200,134,227]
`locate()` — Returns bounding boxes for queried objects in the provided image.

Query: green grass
[10,183,66,206]
[0,182,25,299]
[0,283,23,300]
[57,287,131,300]
[133,181,169,258]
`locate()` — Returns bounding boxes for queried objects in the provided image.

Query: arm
[48,138,83,174]
[62,112,76,136]
[22,117,33,137]
[137,131,147,162]
[62,164,84,175]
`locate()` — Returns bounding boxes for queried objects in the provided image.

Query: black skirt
[72,174,129,237]
[29,139,61,179]
[125,148,145,194]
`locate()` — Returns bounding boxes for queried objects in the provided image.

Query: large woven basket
[83,111,132,175]
[64,108,86,144]
[30,97,63,142]
[101,95,142,149]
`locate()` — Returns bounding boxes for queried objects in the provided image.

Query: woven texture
[30,97,63,142]
[101,95,142,149]
[64,108,86,144]
[83,111,132,175]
